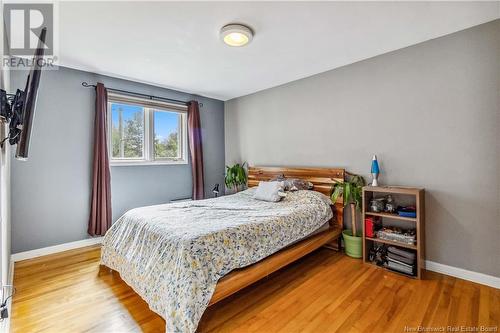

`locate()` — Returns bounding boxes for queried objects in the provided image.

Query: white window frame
[107,93,188,166]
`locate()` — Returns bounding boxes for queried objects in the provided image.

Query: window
[110,103,145,159]
[108,94,187,165]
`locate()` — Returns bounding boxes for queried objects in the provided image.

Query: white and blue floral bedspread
[101,188,332,333]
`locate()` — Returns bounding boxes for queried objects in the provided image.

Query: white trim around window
[107,93,188,166]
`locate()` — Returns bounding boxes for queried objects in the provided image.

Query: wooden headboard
[247,166,345,229]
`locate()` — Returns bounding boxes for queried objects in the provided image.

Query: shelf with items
[365,237,417,250]
[363,186,424,195]
[366,259,418,279]
[365,211,416,222]
[362,186,425,279]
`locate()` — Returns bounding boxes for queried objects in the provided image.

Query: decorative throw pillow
[288,178,314,191]
[271,176,313,191]
[253,181,285,202]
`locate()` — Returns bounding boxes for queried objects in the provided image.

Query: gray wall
[11,66,225,253]
[225,20,500,277]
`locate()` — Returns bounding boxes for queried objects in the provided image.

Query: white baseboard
[425,260,500,289]
[11,237,103,262]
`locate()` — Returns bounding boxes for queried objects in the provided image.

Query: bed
[100,166,344,333]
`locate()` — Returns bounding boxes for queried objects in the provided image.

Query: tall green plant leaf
[330,184,343,204]
[330,173,366,211]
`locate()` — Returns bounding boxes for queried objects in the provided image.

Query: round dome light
[220,24,253,47]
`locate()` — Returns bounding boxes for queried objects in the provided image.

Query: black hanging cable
[81,82,203,107]
[0,288,15,308]
[0,285,16,321]
[0,136,10,146]
[0,284,16,308]
[0,126,20,148]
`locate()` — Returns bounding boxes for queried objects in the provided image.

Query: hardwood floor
[11,245,499,333]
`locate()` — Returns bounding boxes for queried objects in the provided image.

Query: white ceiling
[58,1,500,101]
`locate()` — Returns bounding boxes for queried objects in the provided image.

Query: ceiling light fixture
[220,24,253,47]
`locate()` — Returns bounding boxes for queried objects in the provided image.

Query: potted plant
[225,162,247,193]
[331,174,366,258]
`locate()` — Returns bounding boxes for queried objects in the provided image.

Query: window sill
[110,160,188,167]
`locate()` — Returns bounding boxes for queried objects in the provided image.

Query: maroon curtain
[88,83,112,236]
[188,101,205,200]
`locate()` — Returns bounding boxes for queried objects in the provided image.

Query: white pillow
[253,181,285,202]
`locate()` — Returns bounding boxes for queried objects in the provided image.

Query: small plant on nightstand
[331,174,366,258]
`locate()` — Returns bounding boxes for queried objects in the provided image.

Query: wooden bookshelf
[362,186,425,279]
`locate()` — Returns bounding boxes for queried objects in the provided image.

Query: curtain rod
[81,82,203,107]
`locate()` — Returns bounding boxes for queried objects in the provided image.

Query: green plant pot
[342,230,362,258]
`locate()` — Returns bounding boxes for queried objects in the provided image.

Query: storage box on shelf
[362,186,425,279]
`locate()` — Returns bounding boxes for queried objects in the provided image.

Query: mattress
[294,220,331,243]
[101,188,332,333]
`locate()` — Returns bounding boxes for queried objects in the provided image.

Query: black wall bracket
[0,88,25,148]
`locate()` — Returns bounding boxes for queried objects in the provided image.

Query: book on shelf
[387,246,416,260]
[387,257,414,269]
[387,252,414,265]
[386,259,415,275]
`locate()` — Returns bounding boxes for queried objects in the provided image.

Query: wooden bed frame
[209,166,344,305]
[101,166,345,307]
